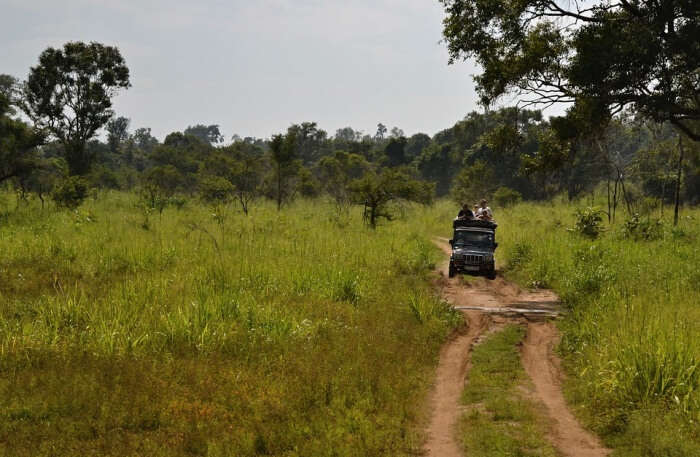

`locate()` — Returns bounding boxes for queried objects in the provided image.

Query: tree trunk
[612,176,619,223]
[674,136,685,226]
[64,141,91,175]
[606,176,611,223]
[617,167,632,215]
[276,163,282,211]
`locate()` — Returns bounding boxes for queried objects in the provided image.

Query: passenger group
[457,199,493,221]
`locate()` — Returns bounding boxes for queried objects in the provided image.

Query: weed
[571,207,605,239]
[622,213,664,241]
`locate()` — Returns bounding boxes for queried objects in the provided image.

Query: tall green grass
[0,192,460,456]
[493,200,700,456]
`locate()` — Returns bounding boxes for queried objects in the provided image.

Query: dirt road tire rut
[522,323,610,457]
[424,238,610,457]
[423,310,489,457]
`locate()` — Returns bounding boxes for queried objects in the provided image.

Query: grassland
[2,192,698,456]
[491,201,700,456]
[0,193,460,456]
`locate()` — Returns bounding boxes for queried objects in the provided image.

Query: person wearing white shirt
[476,199,493,220]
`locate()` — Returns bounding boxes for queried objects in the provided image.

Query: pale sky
[2,0,486,141]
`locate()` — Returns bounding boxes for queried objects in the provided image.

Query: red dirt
[522,323,610,457]
[424,239,610,457]
[423,309,488,457]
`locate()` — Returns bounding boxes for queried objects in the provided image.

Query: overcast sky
[2,0,488,141]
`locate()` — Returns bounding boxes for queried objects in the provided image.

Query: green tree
[231,147,265,215]
[106,116,130,154]
[287,122,329,165]
[451,160,496,206]
[15,158,65,208]
[389,127,404,138]
[384,137,409,168]
[268,132,301,210]
[440,0,700,141]
[184,124,224,145]
[21,41,130,175]
[0,74,20,116]
[415,143,457,196]
[375,123,387,141]
[349,169,434,228]
[492,186,522,208]
[202,144,265,215]
[141,165,183,212]
[318,150,370,208]
[297,167,320,197]
[132,127,158,153]
[0,89,45,185]
[405,133,431,162]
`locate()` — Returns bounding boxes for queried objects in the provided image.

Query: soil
[423,238,610,457]
[522,323,611,457]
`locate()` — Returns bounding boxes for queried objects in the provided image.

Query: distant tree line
[1,40,698,226]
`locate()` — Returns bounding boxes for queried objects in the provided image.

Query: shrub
[297,168,320,197]
[571,207,605,239]
[493,186,523,208]
[622,213,664,241]
[199,176,234,204]
[51,176,89,209]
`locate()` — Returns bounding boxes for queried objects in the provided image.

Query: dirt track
[423,239,609,457]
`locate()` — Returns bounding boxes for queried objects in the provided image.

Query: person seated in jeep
[476,199,493,221]
[457,203,474,219]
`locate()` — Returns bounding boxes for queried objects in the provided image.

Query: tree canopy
[440,0,700,140]
[0,85,45,185]
[22,41,130,175]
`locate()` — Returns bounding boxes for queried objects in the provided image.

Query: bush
[199,176,234,204]
[571,207,605,239]
[493,186,522,208]
[298,168,320,197]
[622,213,664,241]
[51,176,89,209]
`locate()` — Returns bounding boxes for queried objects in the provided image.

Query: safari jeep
[448,219,498,279]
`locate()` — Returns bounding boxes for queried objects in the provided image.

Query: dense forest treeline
[1,42,698,225]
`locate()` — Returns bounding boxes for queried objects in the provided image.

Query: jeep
[448,219,498,279]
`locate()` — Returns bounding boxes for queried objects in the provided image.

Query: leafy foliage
[51,176,88,209]
[440,0,700,141]
[451,160,495,206]
[622,214,664,241]
[22,41,131,175]
[0,88,45,185]
[572,207,605,239]
[268,132,301,210]
[492,187,522,208]
[349,169,434,227]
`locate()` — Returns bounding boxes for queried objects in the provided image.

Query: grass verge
[460,324,559,457]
